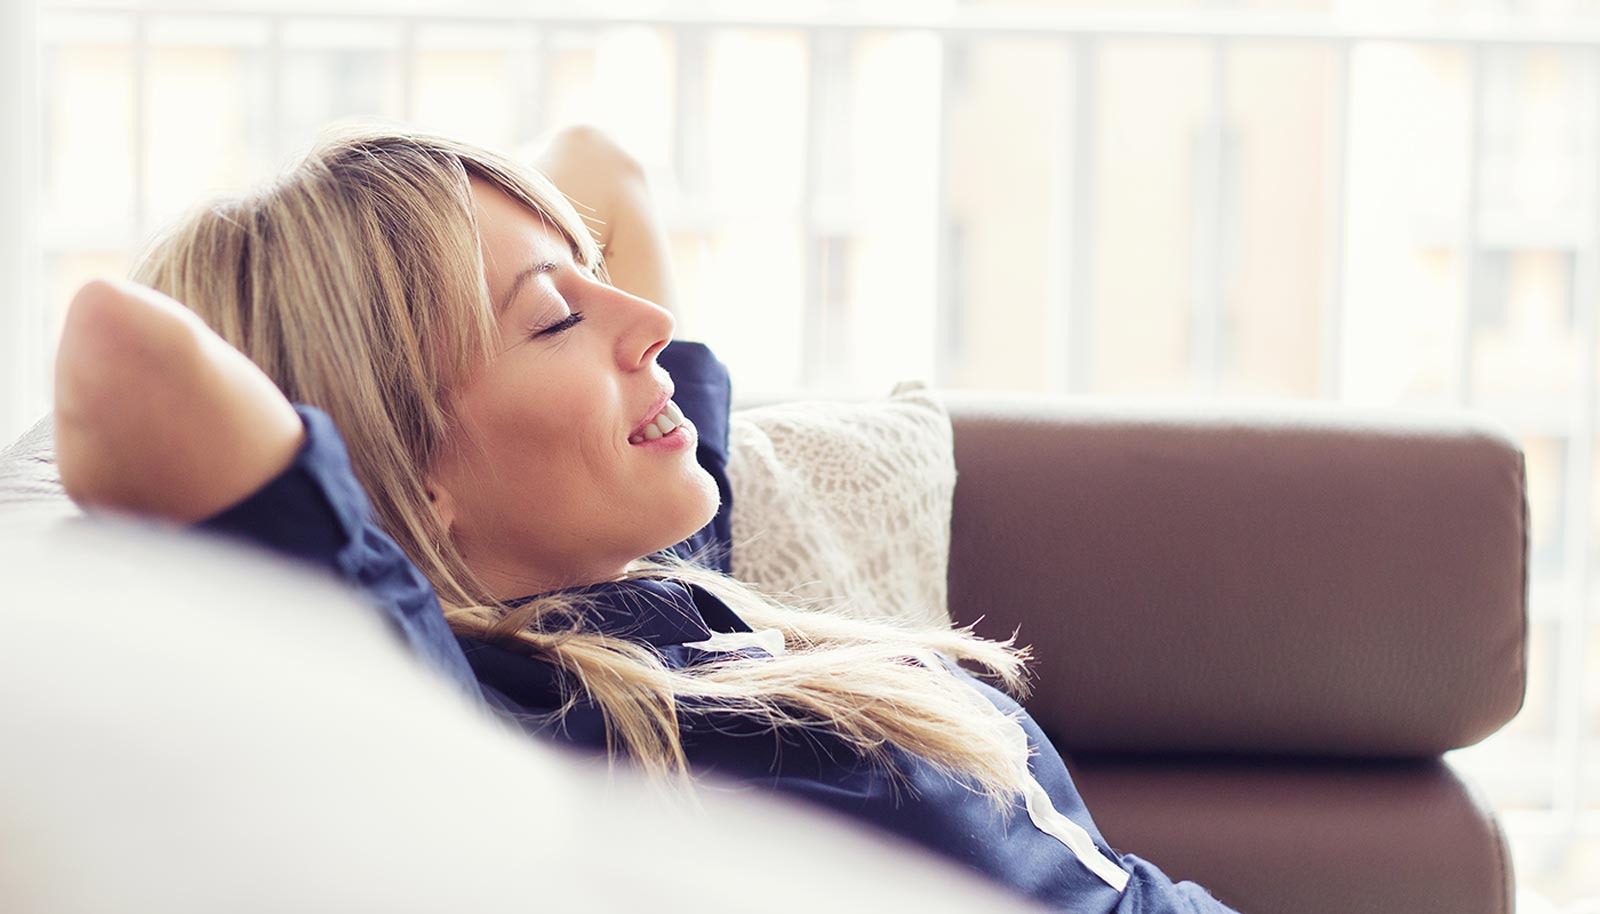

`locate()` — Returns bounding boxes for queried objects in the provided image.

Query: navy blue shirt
[197,340,1242,914]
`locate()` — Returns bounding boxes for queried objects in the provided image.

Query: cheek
[572,425,625,495]
[532,416,630,515]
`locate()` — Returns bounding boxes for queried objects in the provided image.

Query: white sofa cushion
[0,517,1038,914]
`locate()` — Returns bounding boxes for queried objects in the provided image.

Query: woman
[53,124,1243,914]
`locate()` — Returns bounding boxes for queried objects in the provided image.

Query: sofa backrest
[940,391,1529,758]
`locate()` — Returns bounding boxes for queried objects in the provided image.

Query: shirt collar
[506,578,752,648]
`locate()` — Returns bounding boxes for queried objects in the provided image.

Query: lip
[630,421,694,452]
[628,386,676,440]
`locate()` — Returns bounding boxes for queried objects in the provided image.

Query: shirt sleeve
[654,340,734,574]
[192,404,485,705]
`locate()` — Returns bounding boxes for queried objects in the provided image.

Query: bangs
[457,152,605,279]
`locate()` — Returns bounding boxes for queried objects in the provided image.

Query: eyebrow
[496,260,560,316]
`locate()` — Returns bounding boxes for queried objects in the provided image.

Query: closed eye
[532,310,586,338]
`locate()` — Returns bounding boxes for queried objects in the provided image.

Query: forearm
[531,125,680,313]
[54,278,305,524]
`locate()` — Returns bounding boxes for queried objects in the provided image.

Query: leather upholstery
[1069,754,1513,914]
[942,392,1526,757]
[938,392,1525,914]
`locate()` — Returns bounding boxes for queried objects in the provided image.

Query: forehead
[467,176,573,281]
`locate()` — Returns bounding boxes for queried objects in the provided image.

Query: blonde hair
[132,124,1037,811]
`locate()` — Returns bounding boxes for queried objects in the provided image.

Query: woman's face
[425,177,720,599]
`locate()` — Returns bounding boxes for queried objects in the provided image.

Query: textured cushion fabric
[0,414,75,524]
[727,380,955,631]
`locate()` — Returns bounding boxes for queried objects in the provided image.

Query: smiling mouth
[628,398,687,444]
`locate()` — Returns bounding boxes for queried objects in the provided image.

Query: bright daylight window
[9,0,1600,909]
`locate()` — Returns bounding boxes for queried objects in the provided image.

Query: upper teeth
[631,399,685,444]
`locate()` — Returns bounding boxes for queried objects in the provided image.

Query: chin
[649,489,722,558]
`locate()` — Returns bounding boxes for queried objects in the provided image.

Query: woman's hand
[53,278,305,523]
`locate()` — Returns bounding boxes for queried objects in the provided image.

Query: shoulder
[659,340,729,384]
[658,341,730,429]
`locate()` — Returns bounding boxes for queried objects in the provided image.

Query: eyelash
[535,310,586,338]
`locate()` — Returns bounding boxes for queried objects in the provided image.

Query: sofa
[0,390,1527,914]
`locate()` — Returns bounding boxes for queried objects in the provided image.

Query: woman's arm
[54,280,485,700]
[53,278,305,523]
[530,125,680,314]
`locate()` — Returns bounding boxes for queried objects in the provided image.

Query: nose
[607,282,675,369]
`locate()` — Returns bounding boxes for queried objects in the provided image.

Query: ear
[424,477,457,533]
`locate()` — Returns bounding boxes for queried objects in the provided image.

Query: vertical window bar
[1190,38,1228,396]
[800,28,828,389]
[671,27,706,196]
[132,11,149,236]
[266,16,284,165]
[400,19,417,121]
[1052,37,1097,395]
[822,31,854,388]
[1320,40,1351,401]
[515,24,546,146]
[798,28,852,389]
[1217,39,1237,395]
[1460,44,1487,408]
[933,35,965,388]
[0,0,41,442]
[668,24,708,339]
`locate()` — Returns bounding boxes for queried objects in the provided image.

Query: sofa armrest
[942,391,1528,758]
[0,518,1049,914]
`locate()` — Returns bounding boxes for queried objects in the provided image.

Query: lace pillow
[727,380,955,631]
